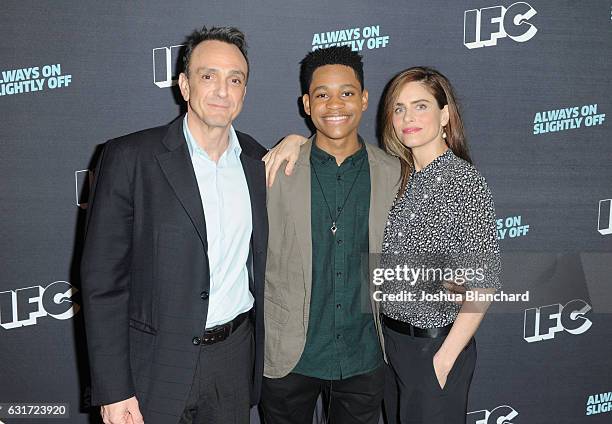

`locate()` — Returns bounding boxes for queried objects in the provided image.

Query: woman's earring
[442,127,447,139]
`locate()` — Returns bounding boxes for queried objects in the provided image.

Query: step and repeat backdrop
[1,1,611,423]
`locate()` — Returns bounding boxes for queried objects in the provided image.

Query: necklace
[311,153,366,236]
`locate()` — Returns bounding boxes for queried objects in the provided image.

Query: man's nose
[215,79,228,98]
[327,95,343,109]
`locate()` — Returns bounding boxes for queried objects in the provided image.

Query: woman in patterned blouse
[379,67,501,424]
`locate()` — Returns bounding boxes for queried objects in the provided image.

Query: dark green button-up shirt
[293,140,382,380]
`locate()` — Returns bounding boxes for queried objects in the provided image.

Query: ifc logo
[0,281,80,330]
[467,405,518,424]
[598,199,612,235]
[153,45,183,88]
[464,2,537,49]
[523,299,592,343]
[75,169,92,209]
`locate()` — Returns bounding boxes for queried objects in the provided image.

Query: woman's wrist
[435,344,459,370]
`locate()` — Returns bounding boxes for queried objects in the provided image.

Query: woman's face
[391,81,449,150]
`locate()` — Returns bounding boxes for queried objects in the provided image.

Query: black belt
[382,314,452,338]
[201,311,250,345]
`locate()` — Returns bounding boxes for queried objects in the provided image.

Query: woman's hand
[432,350,456,390]
[263,134,308,187]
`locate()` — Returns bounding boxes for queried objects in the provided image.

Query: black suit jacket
[81,115,268,421]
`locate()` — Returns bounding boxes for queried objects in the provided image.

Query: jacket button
[192,336,201,345]
[200,291,209,300]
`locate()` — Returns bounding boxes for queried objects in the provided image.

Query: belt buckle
[203,323,230,344]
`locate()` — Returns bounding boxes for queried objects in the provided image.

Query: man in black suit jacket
[81,26,267,424]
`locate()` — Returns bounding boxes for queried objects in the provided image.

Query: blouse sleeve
[453,171,502,290]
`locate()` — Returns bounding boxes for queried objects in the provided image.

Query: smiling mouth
[209,104,230,109]
[322,115,351,123]
[402,127,422,134]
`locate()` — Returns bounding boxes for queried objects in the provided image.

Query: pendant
[330,222,337,236]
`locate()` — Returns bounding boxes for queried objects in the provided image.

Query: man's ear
[361,89,369,112]
[178,73,189,102]
[302,94,311,116]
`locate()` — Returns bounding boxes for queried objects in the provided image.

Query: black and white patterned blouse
[381,149,501,328]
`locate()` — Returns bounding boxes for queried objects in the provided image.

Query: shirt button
[200,291,209,300]
[192,336,201,346]
[336,303,342,309]
[336,334,341,340]
[337,239,343,245]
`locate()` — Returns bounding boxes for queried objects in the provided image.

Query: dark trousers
[260,365,385,424]
[383,326,477,424]
[178,319,254,424]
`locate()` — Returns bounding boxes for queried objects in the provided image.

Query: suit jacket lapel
[156,117,208,249]
[236,131,268,295]
[237,133,268,253]
[239,153,266,249]
[239,150,266,295]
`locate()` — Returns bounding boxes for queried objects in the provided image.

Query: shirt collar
[310,135,367,167]
[413,148,454,179]
[183,114,242,161]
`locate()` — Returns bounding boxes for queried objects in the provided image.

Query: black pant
[178,319,254,424]
[260,366,385,424]
[383,326,477,424]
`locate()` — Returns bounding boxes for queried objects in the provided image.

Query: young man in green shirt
[260,46,400,423]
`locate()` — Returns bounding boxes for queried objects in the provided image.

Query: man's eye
[202,74,212,80]
[231,78,243,85]
[342,91,354,97]
[316,93,328,98]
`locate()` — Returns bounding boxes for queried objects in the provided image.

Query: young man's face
[303,64,368,142]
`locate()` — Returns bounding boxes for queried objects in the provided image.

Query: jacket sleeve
[80,139,135,405]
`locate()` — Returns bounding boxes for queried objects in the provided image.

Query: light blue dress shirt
[183,115,254,328]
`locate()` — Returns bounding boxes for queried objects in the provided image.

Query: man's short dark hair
[182,26,249,79]
[299,46,364,94]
